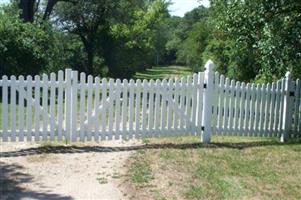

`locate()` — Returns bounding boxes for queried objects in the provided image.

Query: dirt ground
[0,140,141,200]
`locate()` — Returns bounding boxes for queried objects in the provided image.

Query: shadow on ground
[1,140,300,158]
[0,162,72,200]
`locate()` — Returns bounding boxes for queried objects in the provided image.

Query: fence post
[281,71,293,142]
[201,60,215,143]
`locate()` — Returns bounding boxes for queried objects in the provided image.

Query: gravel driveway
[0,140,139,200]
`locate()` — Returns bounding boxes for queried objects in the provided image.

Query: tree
[208,0,301,81]
[0,7,65,77]
[54,0,117,75]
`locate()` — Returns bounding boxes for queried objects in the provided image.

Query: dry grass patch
[123,136,301,200]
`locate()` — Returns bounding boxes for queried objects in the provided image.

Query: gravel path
[0,140,139,200]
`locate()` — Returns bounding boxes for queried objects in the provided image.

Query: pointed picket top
[205,60,214,72]
[285,71,291,79]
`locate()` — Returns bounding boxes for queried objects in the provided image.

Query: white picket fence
[0,61,300,143]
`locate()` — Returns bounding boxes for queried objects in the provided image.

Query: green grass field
[125,66,301,200]
[125,136,301,200]
[134,65,193,80]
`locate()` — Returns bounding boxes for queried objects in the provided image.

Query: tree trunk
[86,46,94,75]
[19,0,36,22]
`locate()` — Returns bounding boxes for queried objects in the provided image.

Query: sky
[169,0,210,17]
[0,0,210,17]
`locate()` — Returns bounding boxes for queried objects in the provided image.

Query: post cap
[205,60,214,72]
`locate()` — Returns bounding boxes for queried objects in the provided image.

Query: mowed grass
[125,136,301,200]
[134,65,193,80]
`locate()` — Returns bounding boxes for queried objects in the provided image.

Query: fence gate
[1,60,300,143]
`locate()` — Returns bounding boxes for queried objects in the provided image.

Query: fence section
[0,70,205,142]
[0,61,300,142]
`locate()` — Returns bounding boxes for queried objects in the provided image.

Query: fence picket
[18,76,25,141]
[148,80,155,136]
[50,73,56,141]
[79,73,86,141]
[2,76,8,141]
[57,71,64,141]
[34,75,40,141]
[122,79,128,139]
[87,76,93,141]
[108,79,114,140]
[142,80,148,135]
[115,79,121,138]
[244,84,251,135]
[26,76,32,141]
[94,77,101,141]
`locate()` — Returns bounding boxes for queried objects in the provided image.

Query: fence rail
[1,60,300,142]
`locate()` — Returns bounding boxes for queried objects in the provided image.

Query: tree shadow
[0,162,72,200]
[1,140,300,158]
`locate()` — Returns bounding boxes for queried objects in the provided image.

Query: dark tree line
[1,0,300,82]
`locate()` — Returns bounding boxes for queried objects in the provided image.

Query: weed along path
[0,140,140,200]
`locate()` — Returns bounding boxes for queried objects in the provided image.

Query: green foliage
[208,0,301,81]
[0,6,65,77]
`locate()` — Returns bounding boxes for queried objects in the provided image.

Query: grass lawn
[134,65,193,80]
[124,136,301,200]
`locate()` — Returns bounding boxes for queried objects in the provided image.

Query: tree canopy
[0,0,300,81]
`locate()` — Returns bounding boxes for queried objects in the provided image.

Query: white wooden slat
[87,75,93,141]
[65,69,72,142]
[264,83,271,135]
[142,80,148,135]
[79,72,86,141]
[185,76,192,134]
[191,74,198,134]
[115,79,121,138]
[148,80,155,136]
[167,79,173,133]
[71,70,78,142]
[161,79,168,134]
[49,73,56,141]
[268,82,276,135]
[10,76,17,141]
[122,79,128,139]
[108,79,114,140]
[18,76,25,141]
[228,80,235,134]
[173,78,180,131]
[26,75,32,141]
[239,82,246,135]
[198,73,205,134]
[216,75,225,133]
[278,79,286,135]
[273,80,281,134]
[254,84,261,136]
[42,74,48,141]
[294,79,300,133]
[223,78,230,133]
[179,77,185,131]
[2,76,8,141]
[57,71,64,141]
[244,84,251,135]
[135,79,142,135]
[249,84,256,134]
[34,75,40,141]
[211,72,219,135]
[233,81,240,133]
[94,77,101,141]
[154,80,161,135]
[259,84,266,136]
[128,79,135,138]
[100,78,107,140]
